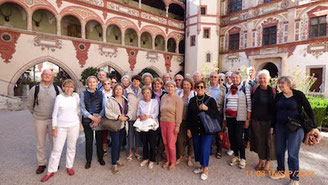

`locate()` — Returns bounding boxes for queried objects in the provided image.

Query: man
[96,70,107,91]
[207,71,226,159]
[174,74,184,94]
[162,74,172,84]
[192,71,202,84]
[224,71,233,89]
[27,69,62,174]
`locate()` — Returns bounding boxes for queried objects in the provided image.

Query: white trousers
[48,124,80,173]
[34,119,53,166]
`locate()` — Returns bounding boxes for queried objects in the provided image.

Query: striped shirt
[226,93,239,111]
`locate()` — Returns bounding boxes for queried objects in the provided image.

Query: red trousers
[160,122,178,164]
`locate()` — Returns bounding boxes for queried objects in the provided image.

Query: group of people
[27,68,323,184]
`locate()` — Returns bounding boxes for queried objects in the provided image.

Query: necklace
[196,95,205,106]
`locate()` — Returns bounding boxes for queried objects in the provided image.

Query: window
[310,16,327,38]
[201,6,206,15]
[264,0,274,3]
[206,53,211,62]
[228,0,242,13]
[229,33,240,51]
[263,26,277,46]
[203,28,210,39]
[190,35,196,46]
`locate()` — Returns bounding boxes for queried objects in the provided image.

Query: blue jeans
[275,123,304,181]
[110,129,125,165]
[192,134,213,167]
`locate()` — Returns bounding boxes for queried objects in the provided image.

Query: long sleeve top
[137,99,159,121]
[80,90,106,118]
[52,93,80,128]
[160,94,183,127]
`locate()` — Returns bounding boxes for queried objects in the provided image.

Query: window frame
[262,25,277,46]
[310,15,327,38]
[190,35,196,46]
[229,33,240,51]
[203,27,210,39]
[228,0,242,14]
[200,6,207,15]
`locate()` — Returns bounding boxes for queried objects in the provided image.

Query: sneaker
[229,157,240,166]
[239,159,246,169]
[140,160,149,167]
[148,162,154,169]
[200,173,208,181]
[270,171,288,180]
[112,165,119,174]
[227,150,234,156]
[288,180,300,185]
[193,168,203,174]
[41,173,54,182]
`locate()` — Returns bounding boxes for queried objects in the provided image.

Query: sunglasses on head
[196,86,204,89]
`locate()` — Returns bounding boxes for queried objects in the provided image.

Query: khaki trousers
[34,119,53,166]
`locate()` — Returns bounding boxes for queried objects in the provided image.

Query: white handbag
[133,99,159,132]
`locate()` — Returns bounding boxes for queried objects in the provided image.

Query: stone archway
[262,62,279,78]
[8,56,81,96]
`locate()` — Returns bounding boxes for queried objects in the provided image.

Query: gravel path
[0,110,327,185]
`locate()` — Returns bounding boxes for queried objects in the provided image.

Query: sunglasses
[219,79,224,81]
[112,81,117,84]
[103,83,111,85]
[196,86,204,89]
[210,76,218,78]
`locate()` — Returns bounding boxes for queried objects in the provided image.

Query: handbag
[218,132,230,150]
[102,117,121,132]
[286,117,302,132]
[134,99,159,132]
[198,97,221,134]
[89,113,104,131]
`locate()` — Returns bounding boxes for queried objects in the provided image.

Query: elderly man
[192,71,202,84]
[162,74,172,84]
[27,69,62,174]
[96,70,107,91]
[174,74,184,94]
[224,71,233,89]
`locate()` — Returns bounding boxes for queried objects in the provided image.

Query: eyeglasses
[210,76,218,78]
[219,79,224,81]
[112,81,117,84]
[103,83,111,85]
[196,86,204,89]
[175,79,182,81]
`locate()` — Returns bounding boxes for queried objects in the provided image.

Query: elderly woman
[142,73,153,87]
[137,86,159,169]
[105,84,133,173]
[41,80,80,182]
[187,81,219,181]
[271,76,321,185]
[121,75,131,89]
[177,78,195,166]
[218,73,225,86]
[223,72,251,169]
[80,76,106,169]
[250,70,276,172]
[160,80,183,171]
[102,78,112,154]
[125,75,143,161]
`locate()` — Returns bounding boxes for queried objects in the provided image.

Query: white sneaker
[270,171,288,180]
[200,173,208,181]
[229,157,240,166]
[288,180,300,185]
[193,168,203,174]
[239,159,246,169]
[140,160,149,167]
[148,162,154,169]
[227,150,234,156]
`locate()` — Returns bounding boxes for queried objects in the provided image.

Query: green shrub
[81,67,100,86]
[308,97,328,127]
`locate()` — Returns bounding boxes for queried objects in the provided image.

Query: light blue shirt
[209,84,220,102]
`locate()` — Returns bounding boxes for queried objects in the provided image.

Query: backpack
[33,84,60,108]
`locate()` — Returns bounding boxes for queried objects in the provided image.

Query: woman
[218,73,225,86]
[160,80,183,171]
[121,75,131,89]
[187,81,219,181]
[41,80,80,182]
[80,76,106,169]
[111,77,118,86]
[250,70,276,172]
[271,76,319,185]
[125,75,143,161]
[138,86,159,169]
[177,78,195,166]
[142,72,153,87]
[223,72,251,169]
[102,78,112,155]
[105,84,132,174]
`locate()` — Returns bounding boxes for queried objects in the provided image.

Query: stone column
[165,39,168,52]
[56,15,61,36]
[102,25,107,43]
[287,8,296,42]
[176,40,179,53]
[152,36,155,50]
[139,0,141,8]
[81,20,86,39]
[137,34,141,47]
[166,6,169,17]
[27,10,33,31]
[122,31,125,46]
[281,56,288,76]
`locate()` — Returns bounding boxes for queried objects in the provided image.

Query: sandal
[135,153,142,161]
[215,153,222,159]
[127,154,133,161]
[255,163,264,171]
[162,162,169,169]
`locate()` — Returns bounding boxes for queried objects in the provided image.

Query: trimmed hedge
[308,97,328,128]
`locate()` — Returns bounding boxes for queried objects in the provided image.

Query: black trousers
[82,123,104,163]
[227,117,246,159]
[140,130,157,162]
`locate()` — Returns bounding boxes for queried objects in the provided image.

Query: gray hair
[193,71,201,77]
[210,71,218,76]
[174,74,184,80]
[256,69,271,83]
[152,77,164,85]
[121,74,131,82]
[142,73,153,81]
[86,76,98,84]
[165,80,176,87]
[225,71,232,76]
[218,73,225,79]
[278,76,296,89]
[247,66,255,75]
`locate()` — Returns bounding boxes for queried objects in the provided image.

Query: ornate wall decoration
[34,37,62,52]
[56,0,62,8]
[99,45,118,57]
[106,17,138,32]
[107,2,140,17]
[140,26,166,38]
[72,41,91,67]
[77,0,104,7]
[61,6,102,24]
[163,53,173,73]
[304,42,328,58]
[126,48,139,71]
[0,30,20,63]
[226,53,240,68]
[146,52,159,63]
[141,12,167,25]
